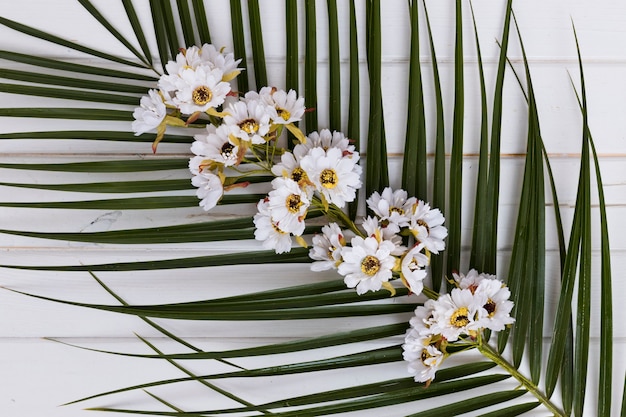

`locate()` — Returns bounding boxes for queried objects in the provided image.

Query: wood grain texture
[0,0,624,416]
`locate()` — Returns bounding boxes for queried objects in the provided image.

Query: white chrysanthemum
[408,300,437,336]
[192,125,239,167]
[337,236,397,295]
[300,147,362,208]
[191,170,223,211]
[271,151,313,191]
[367,187,417,234]
[164,44,242,81]
[408,200,448,254]
[473,278,515,331]
[188,155,207,176]
[223,100,273,144]
[294,129,356,160]
[254,199,293,254]
[453,269,494,292]
[401,243,429,295]
[246,87,305,125]
[161,66,231,114]
[309,222,348,271]
[429,288,484,342]
[267,177,310,235]
[403,331,444,383]
[361,216,406,255]
[132,89,167,135]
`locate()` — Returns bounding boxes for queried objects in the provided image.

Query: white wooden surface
[0,0,624,416]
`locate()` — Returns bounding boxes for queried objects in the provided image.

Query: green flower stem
[325,203,364,238]
[478,340,566,416]
[422,286,439,300]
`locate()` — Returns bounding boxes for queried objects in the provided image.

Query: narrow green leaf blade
[304,0,318,132]
[327,0,341,131]
[192,0,212,44]
[77,0,150,66]
[0,16,146,69]
[247,0,267,88]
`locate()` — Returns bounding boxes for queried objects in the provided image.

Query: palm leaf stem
[478,341,565,416]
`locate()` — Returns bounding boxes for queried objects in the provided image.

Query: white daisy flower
[192,125,239,167]
[408,300,437,336]
[223,99,273,144]
[270,151,313,191]
[337,236,397,295]
[188,44,242,81]
[309,222,349,271]
[191,170,223,211]
[294,129,356,159]
[429,288,485,342]
[267,177,310,235]
[164,44,241,81]
[403,332,444,383]
[453,269,493,292]
[367,187,416,234]
[247,86,305,125]
[300,147,362,208]
[361,216,406,255]
[401,243,429,295]
[188,155,209,176]
[408,200,448,254]
[161,66,231,114]
[473,278,515,332]
[254,199,293,254]
[132,89,167,135]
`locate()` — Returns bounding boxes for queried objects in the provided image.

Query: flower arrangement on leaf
[132,43,516,385]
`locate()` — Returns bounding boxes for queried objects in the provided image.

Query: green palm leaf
[0,2,618,416]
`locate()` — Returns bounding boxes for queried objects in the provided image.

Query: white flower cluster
[403,269,515,383]
[132,44,309,212]
[132,44,242,136]
[253,129,362,254]
[309,187,447,295]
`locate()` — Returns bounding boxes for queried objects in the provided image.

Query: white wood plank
[0,337,623,416]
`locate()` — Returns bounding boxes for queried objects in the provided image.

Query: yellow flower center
[417,219,430,231]
[286,194,303,213]
[291,167,308,184]
[450,307,470,327]
[192,86,213,105]
[239,118,260,134]
[320,169,338,189]
[420,348,432,364]
[360,255,381,276]
[391,206,405,215]
[276,107,291,121]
